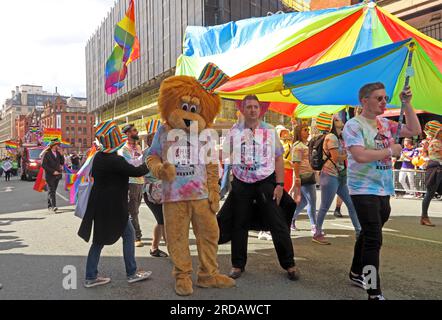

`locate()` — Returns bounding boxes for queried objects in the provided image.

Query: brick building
[41,96,95,153]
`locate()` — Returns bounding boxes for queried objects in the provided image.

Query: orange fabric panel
[269,102,297,116]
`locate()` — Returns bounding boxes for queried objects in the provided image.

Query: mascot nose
[184,119,192,127]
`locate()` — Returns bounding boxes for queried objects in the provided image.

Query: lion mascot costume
[146,63,236,296]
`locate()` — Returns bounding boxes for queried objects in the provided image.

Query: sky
[0,0,115,103]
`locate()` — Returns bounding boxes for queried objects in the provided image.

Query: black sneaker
[349,272,366,289]
[334,208,343,218]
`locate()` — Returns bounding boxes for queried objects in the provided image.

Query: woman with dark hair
[314,113,361,245]
[290,124,317,235]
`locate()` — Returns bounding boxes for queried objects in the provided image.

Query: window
[83,116,87,124]
[78,127,82,135]
[56,114,61,129]
[71,127,75,136]
[71,116,75,124]
[83,139,88,147]
[83,127,87,135]
[71,138,75,145]
[66,128,70,135]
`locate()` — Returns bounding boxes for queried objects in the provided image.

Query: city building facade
[40,96,95,154]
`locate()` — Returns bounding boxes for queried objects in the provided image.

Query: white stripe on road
[384,233,442,245]
[331,223,355,230]
[331,223,398,233]
[332,223,441,245]
[56,192,69,202]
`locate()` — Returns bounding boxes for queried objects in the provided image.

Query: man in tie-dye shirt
[222,95,299,282]
[343,82,421,300]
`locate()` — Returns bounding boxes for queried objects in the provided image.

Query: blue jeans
[85,220,137,280]
[220,164,231,198]
[317,172,361,237]
[293,183,317,226]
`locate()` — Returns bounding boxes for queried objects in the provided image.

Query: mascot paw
[197,274,236,289]
[175,277,194,296]
[208,192,220,213]
[159,163,176,182]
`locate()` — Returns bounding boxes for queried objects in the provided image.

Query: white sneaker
[127,270,152,284]
[403,194,414,199]
[48,207,53,213]
[258,231,272,241]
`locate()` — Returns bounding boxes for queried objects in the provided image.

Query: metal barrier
[393,169,427,194]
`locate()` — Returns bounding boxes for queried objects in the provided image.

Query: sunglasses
[367,95,390,103]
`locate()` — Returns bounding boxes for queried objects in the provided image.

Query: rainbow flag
[29,127,40,134]
[5,141,18,154]
[64,165,77,191]
[105,0,140,95]
[70,145,98,204]
[61,139,72,148]
[146,120,161,134]
[43,128,62,145]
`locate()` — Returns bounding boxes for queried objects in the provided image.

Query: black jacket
[217,189,296,245]
[425,160,442,193]
[42,150,65,181]
[78,152,149,246]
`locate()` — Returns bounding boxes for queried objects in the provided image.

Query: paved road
[0,177,441,300]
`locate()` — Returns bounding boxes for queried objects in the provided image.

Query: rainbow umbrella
[177,1,442,115]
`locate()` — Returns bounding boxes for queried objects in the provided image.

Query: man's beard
[131,135,140,141]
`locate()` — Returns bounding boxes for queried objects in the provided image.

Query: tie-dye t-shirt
[226,121,284,184]
[147,125,208,203]
[343,116,398,196]
[119,143,144,185]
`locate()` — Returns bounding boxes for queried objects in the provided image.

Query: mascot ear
[198,63,230,93]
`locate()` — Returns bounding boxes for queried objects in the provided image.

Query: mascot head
[158,63,230,133]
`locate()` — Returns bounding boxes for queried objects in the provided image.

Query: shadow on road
[0,217,45,252]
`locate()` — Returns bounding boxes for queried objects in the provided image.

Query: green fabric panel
[295,104,347,119]
[391,44,442,115]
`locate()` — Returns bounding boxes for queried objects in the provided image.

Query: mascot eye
[181,103,189,111]
[190,105,197,113]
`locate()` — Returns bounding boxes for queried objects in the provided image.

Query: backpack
[308,134,331,171]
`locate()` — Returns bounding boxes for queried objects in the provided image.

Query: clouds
[0,0,115,104]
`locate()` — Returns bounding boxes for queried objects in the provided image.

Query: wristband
[387,147,393,158]
[276,182,284,187]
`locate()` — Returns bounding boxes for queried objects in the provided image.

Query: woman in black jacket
[78,121,150,288]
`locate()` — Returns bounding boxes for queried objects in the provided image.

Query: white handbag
[74,177,94,219]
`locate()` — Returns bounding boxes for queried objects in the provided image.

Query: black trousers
[47,178,60,208]
[230,175,295,270]
[351,195,391,296]
[422,181,442,218]
[5,170,11,181]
